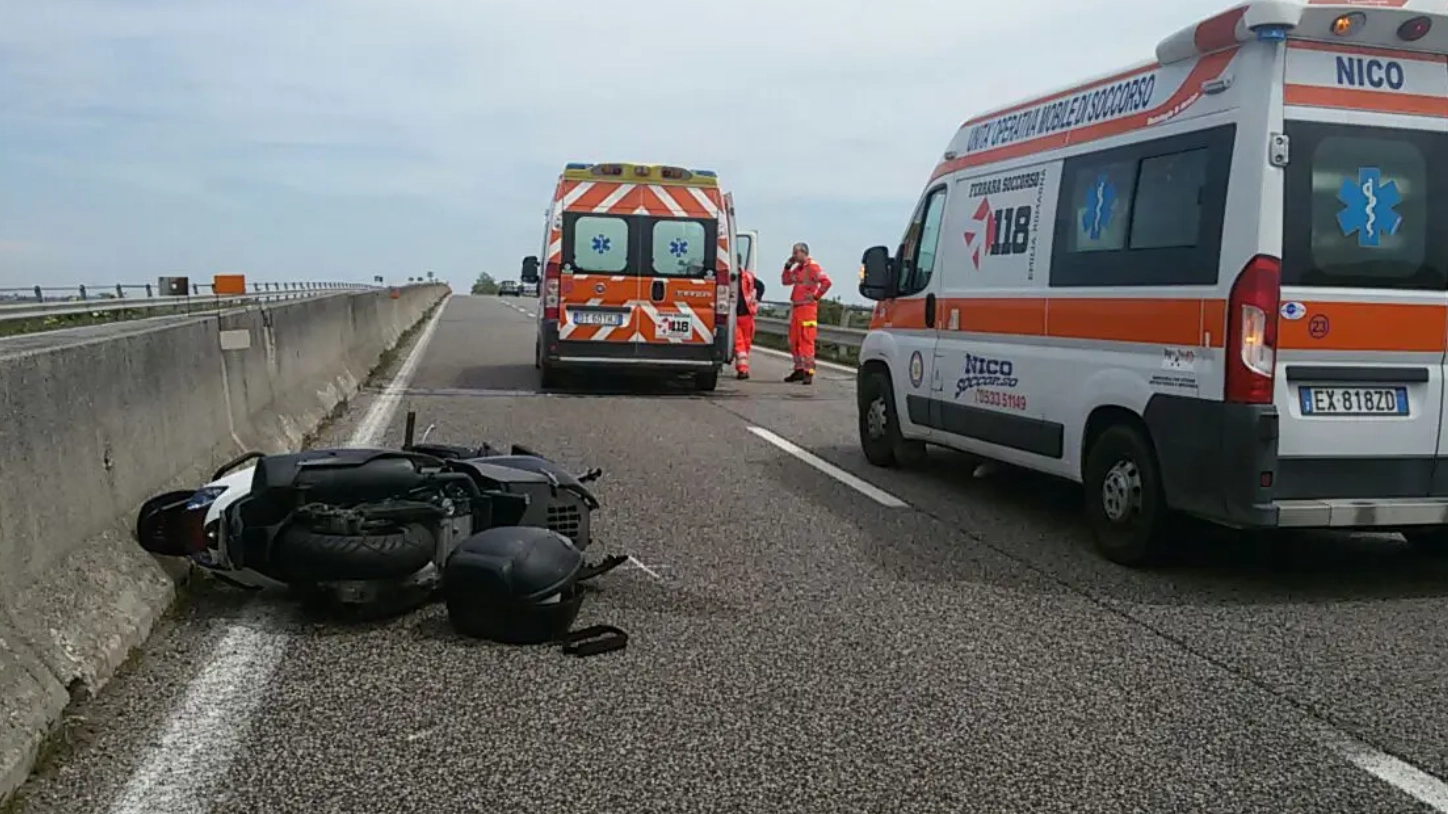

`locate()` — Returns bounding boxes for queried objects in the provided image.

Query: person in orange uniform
[734,266,765,380]
[781,242,831,384]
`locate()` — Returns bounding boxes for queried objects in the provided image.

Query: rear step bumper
[1274,498,1448,528]
[553,355,718,373]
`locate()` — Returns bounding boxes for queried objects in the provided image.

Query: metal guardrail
[0,280,364,303]
[752,299,868,366]
[0,282,411,328]
[0,290,350,324]
[754,300,868,340]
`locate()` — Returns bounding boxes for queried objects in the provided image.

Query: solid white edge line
[1328,736,1448,812]
[107,295,452,814]
[747,426,908,508]
[350,295,450,446]
[750,344,856,375]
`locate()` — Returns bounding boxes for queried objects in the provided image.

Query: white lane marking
[351,295,450,446]
[750,345,856,375]
[108,618,287,814]
[625,555,666,580]
[107,296,450,814]
[746,426,908,508]
[1328,736,1448,811]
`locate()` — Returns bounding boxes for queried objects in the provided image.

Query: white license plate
[1298,386,1409,416]
[570,310,624,327]
[657,316,692,338]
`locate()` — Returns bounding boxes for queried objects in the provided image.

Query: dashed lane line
[746,425,908,508]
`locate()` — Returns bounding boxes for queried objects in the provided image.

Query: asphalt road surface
[14,294,1448,813]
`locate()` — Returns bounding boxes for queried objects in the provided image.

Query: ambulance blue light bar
[565,162,590,170]
[692,170,718,178]
[1256,24,1288,41]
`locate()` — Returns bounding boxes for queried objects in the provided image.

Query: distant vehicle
[498,280,521,297]
[522,161,758,392]
[520,281,539,297]
[857,0,1448,566]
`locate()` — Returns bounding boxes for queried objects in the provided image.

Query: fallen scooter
[133,411,619,615]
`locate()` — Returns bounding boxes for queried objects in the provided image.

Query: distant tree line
[472,272,500,295]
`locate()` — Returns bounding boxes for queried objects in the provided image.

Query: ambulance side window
[1049,123,1234,287]
[898,186,947,295]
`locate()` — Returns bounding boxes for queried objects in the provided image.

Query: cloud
[0,0,1232,295]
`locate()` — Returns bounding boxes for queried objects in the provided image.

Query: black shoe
[784,370,804,383]
[801,372,814,385]
[736,371,750,380]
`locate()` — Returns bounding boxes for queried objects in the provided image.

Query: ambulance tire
[1402,527,1448,557]
[858,367,926,469]
[1083,423,1168,567]
[694,370,718,392]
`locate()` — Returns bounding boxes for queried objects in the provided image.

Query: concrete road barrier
[0,284,448,803]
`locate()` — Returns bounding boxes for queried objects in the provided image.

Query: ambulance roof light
[565,162,589,170]
[591,164,624,176]
[1255,24,1288,42]
[659,166,692,180]
[693,169,717,178]
[1400,16,1432,42]
[1331,12,1365,37]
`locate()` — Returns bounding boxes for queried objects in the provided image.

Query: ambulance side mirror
[520,256,540,284]
[858,245,895,301]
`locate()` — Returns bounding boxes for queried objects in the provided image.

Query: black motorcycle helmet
[443,526,586,644]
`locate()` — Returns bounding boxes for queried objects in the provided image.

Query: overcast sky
[0,0,1229,302]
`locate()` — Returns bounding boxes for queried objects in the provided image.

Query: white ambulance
[857,0,1448,565]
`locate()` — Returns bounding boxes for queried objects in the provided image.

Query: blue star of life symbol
[1337,167,1402,248]
[591,234,611,254]
[669,238,689,257]
[1080,174,1116,241]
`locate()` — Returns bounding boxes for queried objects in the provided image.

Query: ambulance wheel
[858,367,925,468]
[694,370,718,392]
[1402,527,1448,557]
[1083,424,1168,567]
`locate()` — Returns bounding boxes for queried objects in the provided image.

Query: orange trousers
[734,314,756,373]
[788,304,818,373]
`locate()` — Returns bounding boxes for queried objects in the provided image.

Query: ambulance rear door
[636,184,721,350]
[1275,71,1448,500]
[558,182,645,344]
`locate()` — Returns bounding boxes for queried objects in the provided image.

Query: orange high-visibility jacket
[782,258,831,305]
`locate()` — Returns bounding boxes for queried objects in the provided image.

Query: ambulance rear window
[570,215,629,273]
[1281,120,1448,291]
[651,220,708,277]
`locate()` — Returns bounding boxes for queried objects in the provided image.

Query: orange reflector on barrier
[213,274,246,295]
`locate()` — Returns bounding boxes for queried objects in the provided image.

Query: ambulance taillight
[1225,255,1280,405]
[544,261,561,320]
[715,263,730,314]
